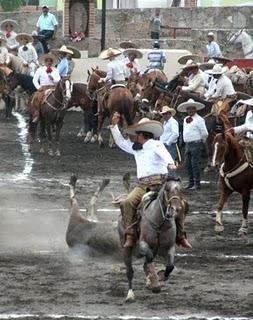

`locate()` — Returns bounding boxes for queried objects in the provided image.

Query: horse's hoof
[125,289,135,303]
[77,131,85,138]
[99,142,105,148]
[152,285,161,294]
[90,136,97,143]
[157,270,168,282]
[215,223,224,232]
[39,148,45,154]
[48,149,54,156]
[238,227,248,235]
[55,150,61,157]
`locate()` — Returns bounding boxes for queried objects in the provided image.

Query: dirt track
[0,111,252,320]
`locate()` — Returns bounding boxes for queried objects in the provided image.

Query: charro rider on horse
[110,114,192,249]
[31,53,60,122]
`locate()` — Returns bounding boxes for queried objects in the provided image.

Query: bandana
[126,62,133,68]
[22,46,28,51]
[46,66,53,74]
[132,142,143,150]
[186,116,193,124]
[5,32,11,38]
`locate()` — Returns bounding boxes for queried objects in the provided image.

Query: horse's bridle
[44,80,70,111]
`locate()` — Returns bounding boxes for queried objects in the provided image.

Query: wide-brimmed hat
[205,64,228,75]
[124,118,163,138]
[178,54,203,65]
[39,53,58,65]
[199,59,216,71]
[0,19,19,30]
[66,45,81,59]
[177,99,205,113]
[239,98,253,107]
[16,33,33,43]
[207,32,215,37]
[182,60,199,70]
[120,40,138,49]
[99,48,122,60]
[160,106,176,117]
[123,48,143,59]
[53,45,74,55]
[213,56,232,65]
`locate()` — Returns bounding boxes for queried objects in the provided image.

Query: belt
[139,174,166,185]
[186,140,202,144]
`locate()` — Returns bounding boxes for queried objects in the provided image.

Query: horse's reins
[44,82,68,111]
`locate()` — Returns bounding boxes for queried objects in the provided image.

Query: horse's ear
[96,66,99,70]
[87,70,90,76]
[137,71,140,76]
[91,67,95,72]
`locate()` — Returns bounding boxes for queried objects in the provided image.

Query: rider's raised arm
[110,125,134,155]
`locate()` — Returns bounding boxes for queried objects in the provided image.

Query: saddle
[110,83,126,89]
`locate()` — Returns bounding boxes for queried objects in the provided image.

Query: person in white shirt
[110,114,192,249]
[122,48,142,80]
[177,99,208,190]
[0,19,19,52]
[98,48,125,84]
[179,63,205,96]
[31,53,60,122]
[206,32,222,59]
[205,64,236,100]
[159,106,179,160]
[0,36,10,64]
[16,33,38,77]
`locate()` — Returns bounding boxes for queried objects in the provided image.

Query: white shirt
[160,117,179,146]
[123,57,140,79]
[33,66,60,90]
[183,113,208,143]
[0,47,10,64]
[206,41,221,58]
[234,110,253,139]
[204,76,218,99]
[36,12,58,31]
[4,31,19,50]
[210,75,236,99]
[18,43,38,65]
[104,59,125,82]
[182,71,205,95]
[110,125,174,179]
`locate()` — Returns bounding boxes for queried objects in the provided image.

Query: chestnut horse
[141,69,167,105]
[212,128,253,235]
[87,68,135,147]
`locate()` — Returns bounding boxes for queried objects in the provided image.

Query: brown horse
[87,68,135,147]
[30,78,72,156]
[212,127,253,234]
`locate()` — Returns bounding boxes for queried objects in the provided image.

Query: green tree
[0,0,23,11]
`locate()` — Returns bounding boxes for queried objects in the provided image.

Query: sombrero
[239,98,253,107]
[124,118,163,139]
[213,56,232,65]
[178,54,203,65]
[31,30,45,40]
[0,19,19,30]
[199,59,216,71]
[16,33,33,44]
[160,106,176,117]
[207,32,215,37]
[205,64,228,75]
[119,41,138,49]
[52,45,74,55]
[66,45,81,59]
[39,53,58,66]
[177,99,205,113]
[123,48,143,59]
[182,60,199,70]
[99,48,122,60]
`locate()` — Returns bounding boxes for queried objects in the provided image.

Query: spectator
[36,5,58,53]
[0,19,19,53]
[31,31,44,58]
[206,32,221,59]
[147,40,166,71]
[149,8,163,40]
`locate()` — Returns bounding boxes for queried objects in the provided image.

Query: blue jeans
[38,30,54,53]
[165,143,177,161]
[185,141,202,187]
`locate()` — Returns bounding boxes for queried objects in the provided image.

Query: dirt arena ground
[0,111,252,320]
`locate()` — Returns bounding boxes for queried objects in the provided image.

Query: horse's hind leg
[123,247,135,303]
[238,190,250,235]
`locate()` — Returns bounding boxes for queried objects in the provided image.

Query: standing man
[36,5,58,53]
[149,8,163,40]
[177,99,208,190]
[147,40,166,71]
[206,32,222,59]
[159,106,179,161]
[110,115,191,249]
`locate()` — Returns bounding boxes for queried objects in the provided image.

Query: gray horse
[118,177,186,302]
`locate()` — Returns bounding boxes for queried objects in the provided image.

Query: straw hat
[0,19,19,30]
[182,60,199,70]
[39,53,58,66]
[120,40,138,49]
[66,46,81,59]
[178,54,203,65]
[199,61,216,71]
[213,56,232,65]
[239,98,253,107]
[123,48,143,59]
[54,45,74,55]
[207,32,215,38]
[160,106,176,117]
[16,33,33,43]
[205,64,228,75]
[124,118,163,139]
[177,99,205,113]
[99,48,122,60]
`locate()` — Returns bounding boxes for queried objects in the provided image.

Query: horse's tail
[121,95,134,126]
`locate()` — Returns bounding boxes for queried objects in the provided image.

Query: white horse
[228,29,253,59]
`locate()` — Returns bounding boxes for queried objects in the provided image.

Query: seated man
[110,114,192,249]
[31,53,60,122]
[178,62,205,96]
